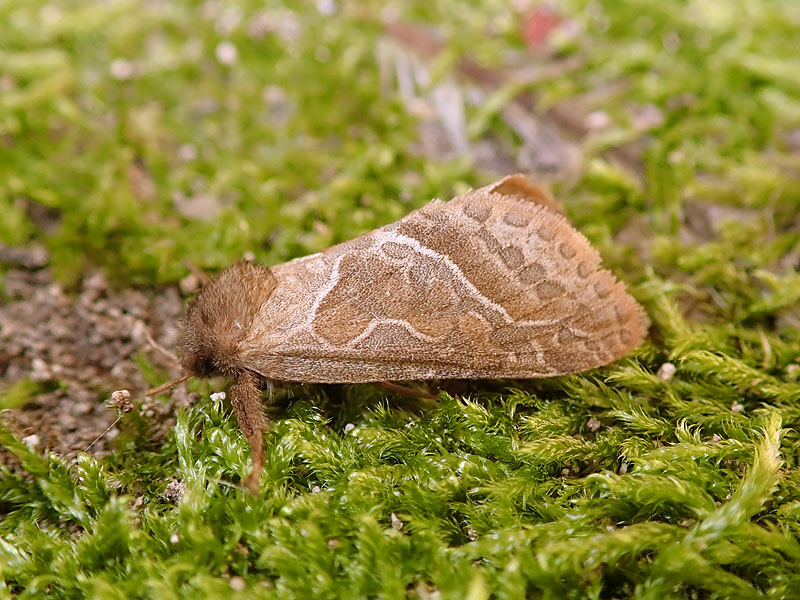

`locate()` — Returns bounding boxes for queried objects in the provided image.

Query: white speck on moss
[230,576,246,591]
[316,0,337,16]
[110,58,135,80]
[178,144,198,162]
[391,513,404,531]
[215,41,238,65]
[657,362,676,381]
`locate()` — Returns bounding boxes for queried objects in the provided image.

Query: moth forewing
[239,183,647,382]
[175,174,649,492]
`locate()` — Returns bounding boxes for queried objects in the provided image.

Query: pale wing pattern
[243,181,648,383]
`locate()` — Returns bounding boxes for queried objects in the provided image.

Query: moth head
[176,260,277,379]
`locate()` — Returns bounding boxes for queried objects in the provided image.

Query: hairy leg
[229,370,267,494]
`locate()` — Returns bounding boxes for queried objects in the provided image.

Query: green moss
[0,379,43,410]
[3,0,800,598]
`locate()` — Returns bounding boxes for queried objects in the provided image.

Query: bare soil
[0,264,190,467]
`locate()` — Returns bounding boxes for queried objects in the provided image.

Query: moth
[159,174,648,493]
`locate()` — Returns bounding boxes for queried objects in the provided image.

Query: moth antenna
[145,329,179,364]
[146,374,190,397]
[182,259,210,285]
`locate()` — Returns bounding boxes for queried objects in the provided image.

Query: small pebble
[316,0,337,15]
[30,357,51,381]
[586,417,602,432]
[161,478,186,503]
[178,144,198,162]
[22,434,40,450]
[631,104,664,131]
[130,319,148,344]
[585,110,611,130]
[390,513,404,531]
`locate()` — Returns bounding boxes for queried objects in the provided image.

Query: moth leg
[374,381,439,400]
[229,370,267,494]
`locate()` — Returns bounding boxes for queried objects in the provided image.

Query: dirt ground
[0,258,193,468]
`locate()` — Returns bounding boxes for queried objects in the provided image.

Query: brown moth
[168,174,648,493]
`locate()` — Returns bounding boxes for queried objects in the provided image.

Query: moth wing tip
[484,174,565,215]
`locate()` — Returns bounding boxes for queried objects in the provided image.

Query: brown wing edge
[478,173,565,215]
[526,195,651,360]
[593,267,651,359]
[454,183,650,365]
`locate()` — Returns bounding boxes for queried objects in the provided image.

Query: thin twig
[182,260,209,285]
[145,329,179,364]
[84,415,122,452]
